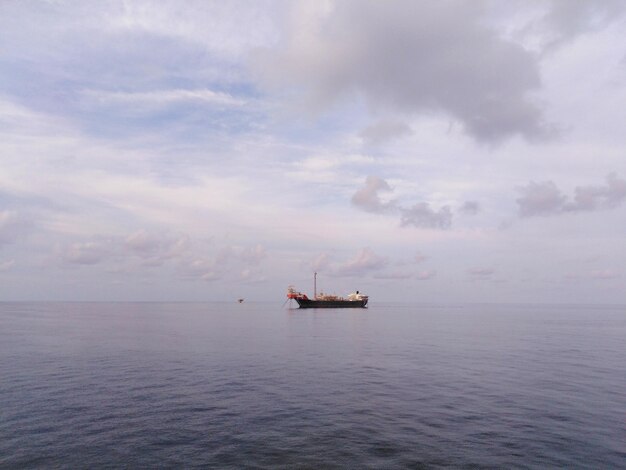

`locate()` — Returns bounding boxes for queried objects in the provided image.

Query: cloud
[400,203,452,229]
[124,230,190,266]
[239,267,267,283]
[371,266,436,280]
[374,270,414,280]
[239,244,267,266]
[414,251,428,264]
[539,0,626,49]
[324,247,388,277]
[259,0,551,143]
[352,176,455,229]
[468,267,495,281]
[516,180,566,216]
[215,244,266,266]
[315,248,434,280]
[178,243,268,282]
[61,241,111,266]
[517,173,626,217]
[56,230,267,283]
[0,211,28,245]
[0,259,15,271]
[566,173,626,211]
[416,269,437,281]
[590,269,620,280]
[179,257,220,281]
[351,175,396,213]
[310,252,331,272]
[82,89,245,107]
[459,201,481,215]
[359,120,412,146]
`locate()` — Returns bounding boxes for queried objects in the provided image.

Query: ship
[286,272,368,308]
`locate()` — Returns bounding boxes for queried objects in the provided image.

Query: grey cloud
[352,176,454,230]
[459,201,481,215]
[517,180,566,216]
[590,269,620,280]
[180,243,267,282]
[541,0,626,49]
[414,251,428,264]
[317,249,432,280]
[0,211,27,245]
[215,244,267,267]
[310,252,331,272]
[239,244,266,266]
[566,173,626,211]
[125,231,163,257]
[57,233,265,280]
[0,259,16,271]
[360,120,412,146]
[351,175,396,213]
[374,270,414,280]
[260,0,551,142]
[180,258,221,281]
[125,231,190,266]
[468,267,495,280]
[416,270,437,281]
[239,268,267,283]
[400,203,452,229]
[517,174,626,217]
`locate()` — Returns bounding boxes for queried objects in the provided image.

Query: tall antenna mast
[314,272,317,299]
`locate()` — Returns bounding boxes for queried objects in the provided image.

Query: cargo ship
[286,273,368,309]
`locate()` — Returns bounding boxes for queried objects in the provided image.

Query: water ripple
[1,302,625,468]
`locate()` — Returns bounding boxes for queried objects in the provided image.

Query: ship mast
[314,271,317,300]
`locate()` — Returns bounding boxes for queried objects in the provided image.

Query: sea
[1,302,624,469]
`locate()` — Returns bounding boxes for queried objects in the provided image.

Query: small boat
[238,298,244,303]
[286,273,368,309]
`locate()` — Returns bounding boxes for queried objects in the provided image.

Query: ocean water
[1,302,624,469]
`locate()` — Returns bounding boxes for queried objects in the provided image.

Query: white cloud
[82,89,245,107]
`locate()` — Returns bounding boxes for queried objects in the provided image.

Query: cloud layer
[1,1,625,302]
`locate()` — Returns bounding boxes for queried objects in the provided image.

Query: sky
[1,0,625,303]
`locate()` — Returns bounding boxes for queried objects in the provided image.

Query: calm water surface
[1,302,625,468]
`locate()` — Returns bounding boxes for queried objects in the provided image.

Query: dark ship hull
[287,274,368,309]
[295,298,368,309]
